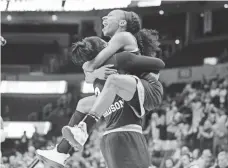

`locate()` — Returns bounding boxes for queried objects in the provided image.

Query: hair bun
[72,41,86,52]
[77,41,86,47]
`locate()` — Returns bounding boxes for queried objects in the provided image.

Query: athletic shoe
[36,147,70,168]
[62,122,89,150]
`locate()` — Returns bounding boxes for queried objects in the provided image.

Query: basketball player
[62,9,163,150]
[37,10,164,168]
[37,36,163,168]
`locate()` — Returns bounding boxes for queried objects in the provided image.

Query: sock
[81,114,99,135]
[57,110,86,154]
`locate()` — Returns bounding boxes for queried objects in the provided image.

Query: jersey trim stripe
[103,124,142,136]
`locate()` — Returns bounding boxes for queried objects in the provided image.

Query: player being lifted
[37,10,164,168]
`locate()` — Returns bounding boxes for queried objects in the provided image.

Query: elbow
[85,78,93,84]
[85,76,93,83]
[160,60,165,69]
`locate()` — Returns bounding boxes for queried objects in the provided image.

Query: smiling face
[181,155,190,166]
[218,152,228,168]
[165,159,173,168]
[102,10,126,37]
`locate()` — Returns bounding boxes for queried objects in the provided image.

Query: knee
[106,74,119,89]
[76,98,90,113]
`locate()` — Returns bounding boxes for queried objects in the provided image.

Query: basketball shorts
[100,131,150,168]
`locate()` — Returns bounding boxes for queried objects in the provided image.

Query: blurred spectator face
[9,155,16,165]
[185,84,192,91]
[223,79,228,87]
[211,81,218,89]
[219,83,224,89]
[28,146,35,154]
[201,149,212,166]
[15,151,22,159]
[58,95,67,107]
[192,149,200,160]
[181,154,190,167]
[181,146,190,155]
[72,161,79,168]
[2,156,8,163]
[208,113,216,124]
[165,159,174,168]
[46,104,52,112]
[151,113,158,121]
[218,152,228,168]
[218,108,226,116]
[174,112,182,123]
[171,101,176,107]
[67,93,72,103]
[203,120,212,130]
[4,105,10,114]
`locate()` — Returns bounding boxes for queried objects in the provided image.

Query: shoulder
[110,32,134,43]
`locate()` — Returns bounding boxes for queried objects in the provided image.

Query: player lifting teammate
[36,9,164,168]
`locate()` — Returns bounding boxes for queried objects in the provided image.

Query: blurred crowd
[1,76,228,168]
[145,76,228,168]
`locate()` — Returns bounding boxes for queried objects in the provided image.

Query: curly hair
[135,29,161,57]
[124,11,141,35]
[71,36,106,66]
[124,11,161,57]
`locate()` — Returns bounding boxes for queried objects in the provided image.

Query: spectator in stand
[165,158,174,168]
[219,82,227,104]
[2,105,10,121]
[212,108,228,155]
[176,153,192,168]
[196,149,213,168]
[31,127,45,149]
[19,131,29,154]
[216,151,228,168]
[192,149,200,161]
[143,113,160,143]
[198,119,214,151]
[157,109,167,140]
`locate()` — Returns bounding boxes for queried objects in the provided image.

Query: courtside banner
[3,121,51,139]
[0,80,67,94]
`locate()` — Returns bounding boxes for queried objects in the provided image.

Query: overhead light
[200,13,204,17]
[159,10,164,15]
[52,14,58,21]
[224,4,228,8]
[204,57,218,65]
[6,15,12,21]
[81,81,94,94]
[137,0,161,7]
[175,39,180,45]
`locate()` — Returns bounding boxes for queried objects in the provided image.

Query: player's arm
[84,71,96,83]
[84,64,117,83]
[115,52,165,73]
[85,33,126,71]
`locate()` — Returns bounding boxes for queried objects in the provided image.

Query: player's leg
[36,95,96,167]
[115,52,165,73]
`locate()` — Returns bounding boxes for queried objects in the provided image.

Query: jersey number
[94,87,101,97]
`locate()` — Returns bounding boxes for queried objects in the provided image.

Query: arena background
[0,0,228,168]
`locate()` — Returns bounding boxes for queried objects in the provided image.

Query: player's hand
[82,62,93,72]
[95,64,117,80]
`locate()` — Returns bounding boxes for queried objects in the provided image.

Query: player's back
[95,52,151,168]
[93,53,142,131]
